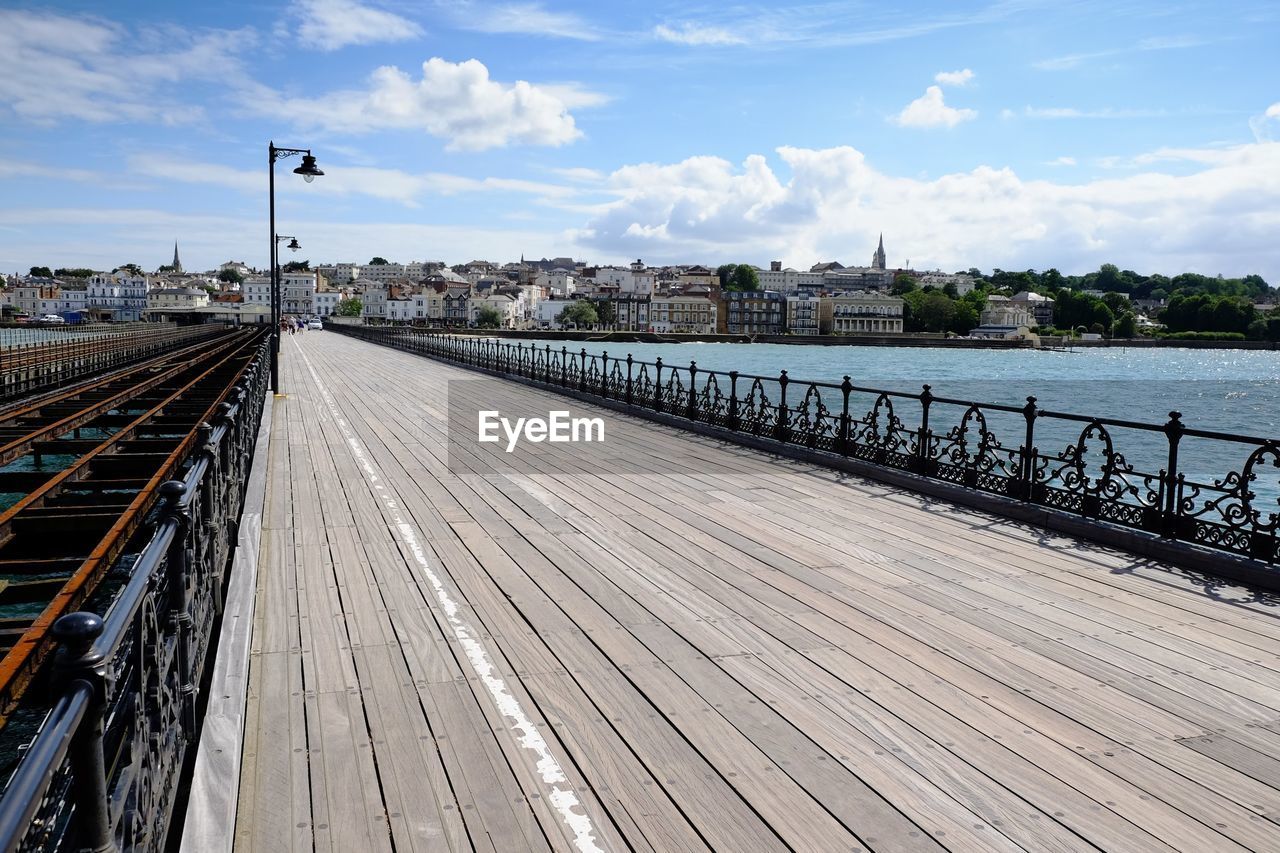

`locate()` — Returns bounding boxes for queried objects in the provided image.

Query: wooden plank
[1178,734,1280,790]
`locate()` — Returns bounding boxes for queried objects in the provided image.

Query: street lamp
[276,235,301,322]
[268,142,323,393]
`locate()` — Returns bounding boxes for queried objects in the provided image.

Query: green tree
[282,260,310,272]
[1113,312,1137,338]
[54,268,94,278]
[113,263,143,276]
[218,268,245,285]
[557,300,599,328]
[28,266,53,278]
[716,263,739,288]
[916,291,956,332]
[949,300,979,335]
[891,273,918,296]
[368,257,389,266]
[474,305,503,328]
[1101,292,1131,316]
[335,297,362,317]
[595,299,616,327]
[727,265,760,292]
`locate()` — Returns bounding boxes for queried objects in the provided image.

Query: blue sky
[1,0,1278,280]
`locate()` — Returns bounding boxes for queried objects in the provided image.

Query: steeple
[871,233,886,271]
[171,242,183,274]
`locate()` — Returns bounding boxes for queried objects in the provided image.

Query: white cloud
[653,22,746,45]
[457,3,600,40]
[0,208,576,276]
[934,68,975,86]
[293,0,423,50]
[127,155,581,207]
[1249,102,1280,141]
[570,143,1280,281]
[890,85,977,129]
[0,9,251,125]
[245,58,606,150]
[1035,35,1206,70]
[1021,106,1170,119]
[1047,156,1077,166]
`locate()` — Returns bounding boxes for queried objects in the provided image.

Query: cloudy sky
[1,0,1278,280]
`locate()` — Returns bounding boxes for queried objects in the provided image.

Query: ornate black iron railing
[0,337,269,852]
[334,325,1280,569]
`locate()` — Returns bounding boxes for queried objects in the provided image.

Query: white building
[58,286,87,317]
[917,271,977,295]
[86,272,148,321]
[313,288,350,318]
[147,286,210,312]
[828,292,904,334]
[535,269,577,296]
[786,294,823,335]
[281,271,316,316]
[315,263,361,284]
[470,292,523,328]
[591,260,655,296]
[970,296,1035,340]
[358,262,406,283]
[241,275,271,307]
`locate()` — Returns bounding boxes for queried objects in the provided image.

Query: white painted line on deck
[291,338,604,853]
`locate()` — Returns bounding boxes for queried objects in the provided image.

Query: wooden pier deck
[231,331,1280,852]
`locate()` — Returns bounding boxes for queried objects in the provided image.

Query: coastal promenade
[228,331,1280,852]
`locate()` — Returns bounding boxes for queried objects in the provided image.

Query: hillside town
[6,238,1277,341]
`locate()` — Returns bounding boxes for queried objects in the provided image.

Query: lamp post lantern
[268,142,323,393]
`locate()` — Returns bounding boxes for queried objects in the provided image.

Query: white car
[38,314,66,325]
[307,318,323,330]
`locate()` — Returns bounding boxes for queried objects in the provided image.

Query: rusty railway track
[0,327,269,720]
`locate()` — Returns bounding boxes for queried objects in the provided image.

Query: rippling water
[511,340,1280,498]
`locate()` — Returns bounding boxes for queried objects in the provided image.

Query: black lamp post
[268,142,323,393]
[275,235,301,323]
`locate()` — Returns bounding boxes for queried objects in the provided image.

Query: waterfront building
[146,286,210,314]
[827,292,905,334]
[14,278,61,316]
[1010,290,1055,327]
[786,293,825,335]
[971,296,1035,340]
[650,294,717,333]
[470,292,523,328]
[86,271,148,321]
[58,286,87,319]
[385,284,417,322]
[721,290,786,335]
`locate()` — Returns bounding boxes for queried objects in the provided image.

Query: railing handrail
[332,326,1280,571]
[392,329,1275,445]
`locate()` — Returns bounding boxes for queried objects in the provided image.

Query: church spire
[172,241,182,274]
[872,233,886,270]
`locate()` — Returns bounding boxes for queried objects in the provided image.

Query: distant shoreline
[390,326,1280,351]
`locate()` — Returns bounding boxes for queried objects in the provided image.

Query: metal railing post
[51,612,116,853]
